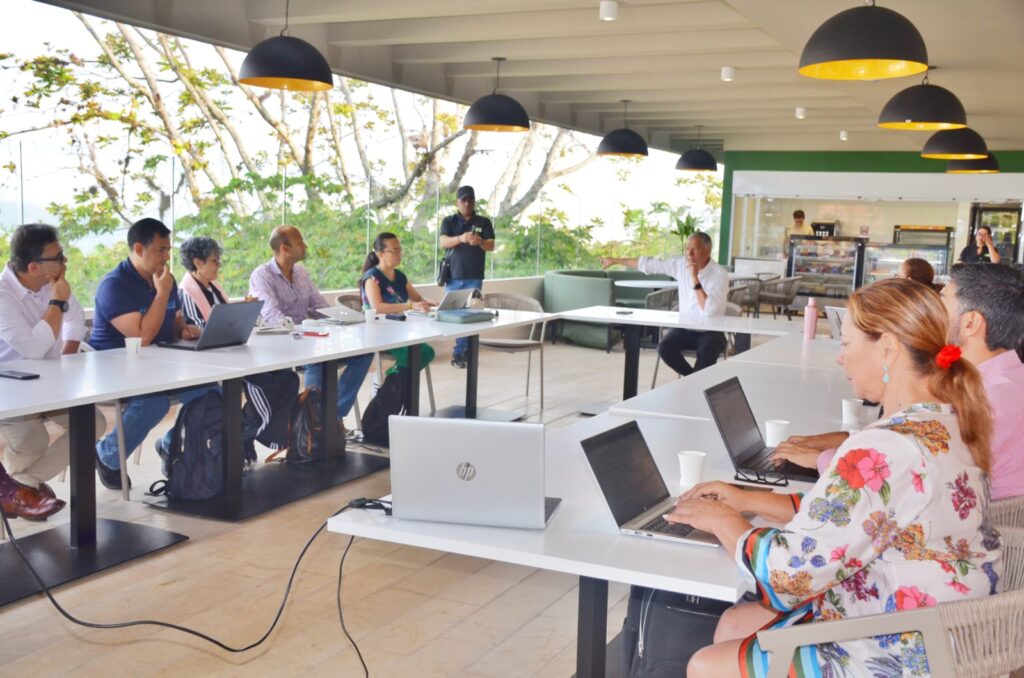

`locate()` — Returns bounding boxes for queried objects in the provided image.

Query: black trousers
[657,328,727,376]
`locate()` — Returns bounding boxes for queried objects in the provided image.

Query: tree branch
[370,130,467,210]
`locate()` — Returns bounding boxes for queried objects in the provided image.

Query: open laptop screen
[704,377,765,463]
[580,421,670,528]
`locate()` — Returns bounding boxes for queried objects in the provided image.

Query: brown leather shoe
[0,487,64,521]
[15,481,57,500]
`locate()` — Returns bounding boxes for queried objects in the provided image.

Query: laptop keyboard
[640,515,695,538]
[749,452,815,478]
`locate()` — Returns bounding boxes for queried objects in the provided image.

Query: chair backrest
[645,287,678,311]
[755,272,781,281]
[336,293,363,312]
[938,587,1024,677]
[725,302,742,317]
[991,495,1024,530]
[482,293,546,341]
[997,525,1024,593]
[729,276,759,288]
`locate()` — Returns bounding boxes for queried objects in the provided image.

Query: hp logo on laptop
[455,462,477,482]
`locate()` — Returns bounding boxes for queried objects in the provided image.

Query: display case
[893,225,954,248]
[787,236,867,299]
[864,244,951,285]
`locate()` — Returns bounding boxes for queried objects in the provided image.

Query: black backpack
[619,585,731,677]
[360,369,410,447]
[149,390,224,501]
[284,387,343,464]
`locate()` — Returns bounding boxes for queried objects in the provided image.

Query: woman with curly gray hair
[176,236,299,465]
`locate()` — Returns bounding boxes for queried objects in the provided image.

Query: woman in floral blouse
[670,278,1001,677]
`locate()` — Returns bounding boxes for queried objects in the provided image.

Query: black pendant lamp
[597,100,648,158]
[946,153,1000,174]
[464,57,530,132]
[921,128,989,160]
[676,126,717,172]
[799,1,928,80]
[239,0,333,92]
[878,75,967,130]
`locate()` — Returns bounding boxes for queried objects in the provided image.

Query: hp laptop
[316,304,365,324]
[825,306,847,340]
[389,416,561,529]
[579,420,718,548]
[159,300,264,351]
[703,377,819,484]
[406,288,477,316]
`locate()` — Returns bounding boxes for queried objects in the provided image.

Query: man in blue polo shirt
[91,218,215,490]
[439,186,494,368]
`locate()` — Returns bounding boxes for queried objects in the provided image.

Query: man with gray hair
[601,231,729,375]
[940,263,1024,499]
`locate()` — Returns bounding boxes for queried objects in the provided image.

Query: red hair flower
[935,345,962,370]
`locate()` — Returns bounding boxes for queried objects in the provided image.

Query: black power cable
[0,497,389,673]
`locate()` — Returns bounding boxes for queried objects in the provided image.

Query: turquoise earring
[882,365,890,384]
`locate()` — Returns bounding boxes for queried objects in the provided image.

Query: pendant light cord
[280,0,291,36]
[492,57,504,94]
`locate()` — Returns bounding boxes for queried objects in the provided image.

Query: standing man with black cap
[440,186,495,368]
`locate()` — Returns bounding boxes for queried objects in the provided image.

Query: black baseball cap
[457,186,475,201]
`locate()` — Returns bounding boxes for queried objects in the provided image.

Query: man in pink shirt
[775,264,1024,499]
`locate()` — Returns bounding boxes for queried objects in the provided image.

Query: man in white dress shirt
[601,231,729,376]
[0,223,105,520]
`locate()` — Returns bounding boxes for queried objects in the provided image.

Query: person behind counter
[959,225,1001,264]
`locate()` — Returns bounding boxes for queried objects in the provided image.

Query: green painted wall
[717,151,1024,263]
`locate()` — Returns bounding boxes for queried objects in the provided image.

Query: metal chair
[757,526,1024,678]
[480,293,547,410]
[757,276,803,319]
[336,293,436,417]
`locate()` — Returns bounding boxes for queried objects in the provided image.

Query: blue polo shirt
[89,259,179,350]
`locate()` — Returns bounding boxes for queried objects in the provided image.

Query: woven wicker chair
[650,302,741,389]
[991,495,1024,530]
[728,277,762,317]
[480,293,547,410]
[758,276,803,319]
[757,526,1024,678]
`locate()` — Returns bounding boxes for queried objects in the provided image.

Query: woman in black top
[959,225,1002,263]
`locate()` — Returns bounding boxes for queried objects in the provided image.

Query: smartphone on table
[0,370,40,380]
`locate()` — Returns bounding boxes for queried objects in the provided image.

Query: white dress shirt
[636,256,729,323]
[0,264,86,362]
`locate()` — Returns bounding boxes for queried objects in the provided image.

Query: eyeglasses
[35,251,67,263]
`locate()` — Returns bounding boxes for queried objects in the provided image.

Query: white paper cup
[363,308,377,323]
[842,398,863,425]
[765,419,790,448]
[124,337,141,356]
[861,403,882,425]
[677,450,706,490]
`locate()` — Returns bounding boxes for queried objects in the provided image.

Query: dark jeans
[657,328,727,376]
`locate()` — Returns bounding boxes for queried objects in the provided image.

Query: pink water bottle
[803,296,817,340]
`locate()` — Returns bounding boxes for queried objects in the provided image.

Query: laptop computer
[159,300,264,351]
[703,377,820,484]
[824,306,847,339]
[405,288,477,316]
[389,416,561,529]
[316,304,366,324]
[579,420,718,548]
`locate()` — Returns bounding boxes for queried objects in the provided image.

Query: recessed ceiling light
[839,130,848,141]
[795,107,807,119]
[599,1,618,21]
[720,66,735,82]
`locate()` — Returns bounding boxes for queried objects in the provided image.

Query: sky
[0,0,721,249]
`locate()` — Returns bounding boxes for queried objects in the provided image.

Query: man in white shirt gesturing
[601,231,729,376]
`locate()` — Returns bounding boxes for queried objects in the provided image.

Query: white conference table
[610,358,857,435]
[729,332,844,371]
[0,349,245,607]
[329,412,810,677]
[555,305,799,402]
[143,321,442,521]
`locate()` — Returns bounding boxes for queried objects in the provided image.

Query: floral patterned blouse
[736,403,1002,678]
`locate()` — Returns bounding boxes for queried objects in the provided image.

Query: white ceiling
[37,0,1024,154]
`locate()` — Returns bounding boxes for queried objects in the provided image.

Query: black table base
[0,518,187,608]
[144,453,389,521]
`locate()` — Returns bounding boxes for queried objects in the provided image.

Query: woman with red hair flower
[666,278,1000,678]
